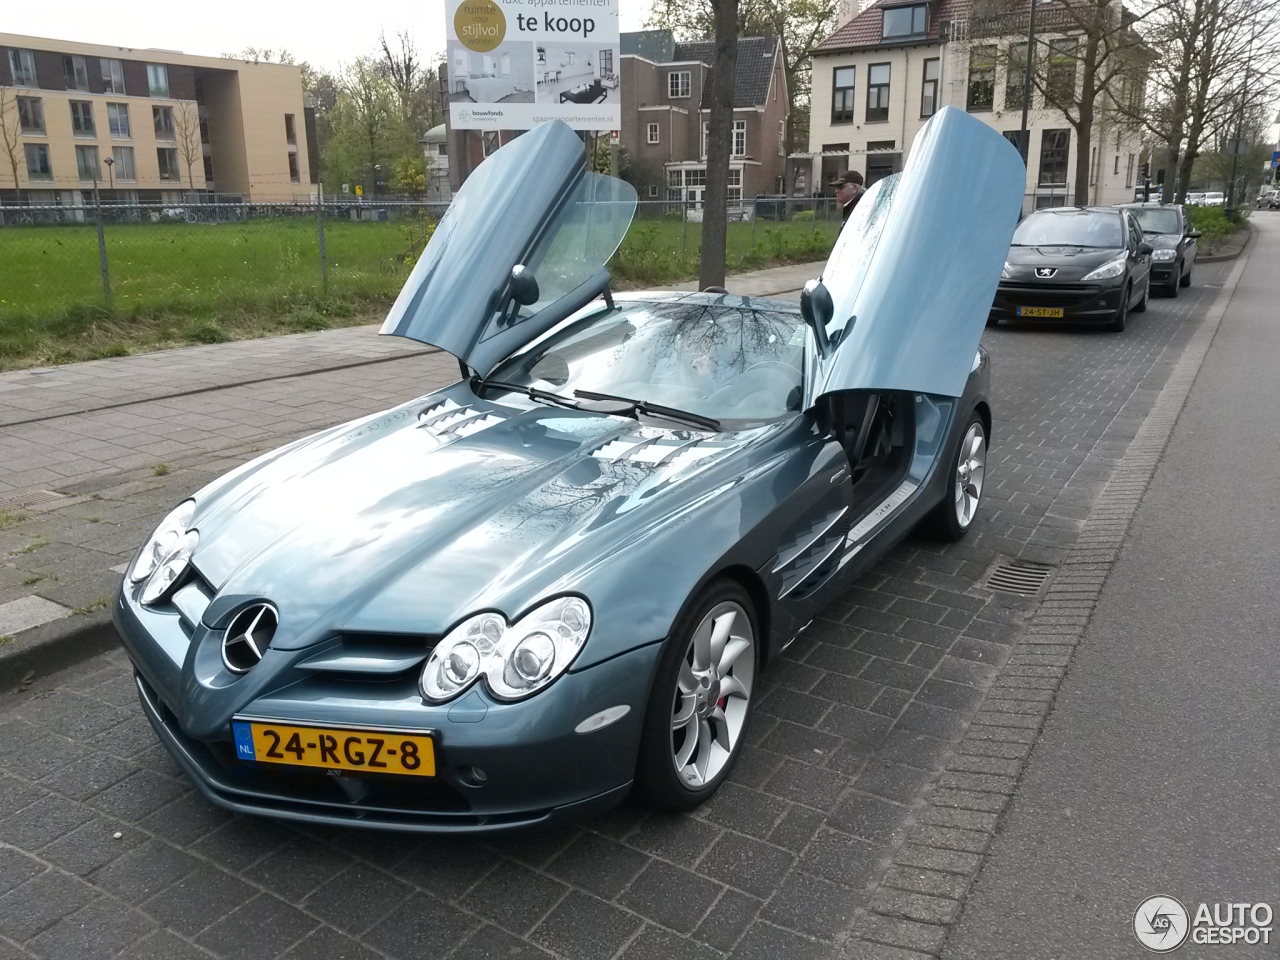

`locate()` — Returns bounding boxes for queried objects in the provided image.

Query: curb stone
[0,609,116,693]
[833,228,1256,959]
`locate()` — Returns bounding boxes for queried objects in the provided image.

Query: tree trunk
[698,0,739,291]
[1072,39,1098,204]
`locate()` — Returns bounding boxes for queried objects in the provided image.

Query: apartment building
[620,30,789,207]
[803,0,1149,208]
[0,32,316,205]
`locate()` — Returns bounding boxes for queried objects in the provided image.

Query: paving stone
[41,818,145,877]
[829,792,912,845]
[26,897,154,960]
[797,829,884,889]
[361,891,481,960]
[0,792,94,849]
[85,768,187,823]
[0,870,97,942]
[545,833,650,900]
[764,758,849,810]
[188,815,296,872]
[619,924,723,960]
[0,847,43,897]
[530,890,645,960]
[279,926,386,960]
[89,838,202,904]
[761,870,861,938]
[696,833,794,899]
[141,863,260,938]
[733,919,831,960]
[451,923,559,960]
[460,859,569,936]
[859,913,947,954]
[123,929,220,960]
[243,837,353,903]
[302,862,415,937]
[699,781,789,839]
[622,813,723,868]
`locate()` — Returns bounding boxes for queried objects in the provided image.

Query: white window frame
[147,64,170,98]
[101,59,125,94]
[153,106,175,140]
[727,167,743,203]
[647,122,660,144]
[70,100,95,137]
[778,120,786,157]
[64,54,90,91]
[157,146,179,181]
[8,49,36,87]
[668,70,691,99]
[24,143,52,179]
[107,103,131,139]
[76,144,100,181]
[17,97,44,134]
[732,120,746,158]
[112,145,136,181]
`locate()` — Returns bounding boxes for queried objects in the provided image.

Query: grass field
[0,213,840,371]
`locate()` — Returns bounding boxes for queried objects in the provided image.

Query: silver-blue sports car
[114,107,1024,833]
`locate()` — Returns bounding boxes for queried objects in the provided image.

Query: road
[0,247,1238,960]
[945,212,1280,959]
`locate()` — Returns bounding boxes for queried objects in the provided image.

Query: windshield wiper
[471,376,581,410]
[574,389,721,431]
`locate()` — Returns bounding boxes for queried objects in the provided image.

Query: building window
[63,54,90,91]
[7,49,36,87]
[778,120,786,156]
[648,184,658,198]
[686,167,706,186]
[153,106,175,140]
[437,143,447,156]
[147,64,170,98]
[867,139,896,151]
[70,101,95,137]
[668,71,691,99]
[732,120,746,158]
[1006,43,1028,111]
[1125,153,1135,187]
[203,154,214,182]
[701,122,708,159]
[1046,39,1078,105]
[1038,129,1070,186]
[831,67,855,124]
[866,63,891,122]
[106,103,131,138]
[16,97,44,134]
[921,57,939,118]
[1002,130,1026,153]
[101,58,125,94]
[667,167,683,202]
[288,152,300,182]
[24,144,52,180]
[821,143,850,194]
[1114,155,1120,175]
[199,117,210,143]
[157,147,180,181]
[647,122,660,144]
[112,146,136,181]
[967,46,995,111]
[882,4,927,38]
[483,131,500,156]
[285,114,297,145]
[728,168,742,203]
[76,145,100,181]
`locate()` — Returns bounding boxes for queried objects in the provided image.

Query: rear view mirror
[1188,230,1202,239]
[510,264,540,306]
[1139,242,1154,256]
[800,280,834,355]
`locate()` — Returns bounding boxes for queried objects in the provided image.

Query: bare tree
[0,89,22,199]
[379,31,443,137]
[700,0,740,291]
[967,0,1158,204]
[173,101,203,191]
[1114,0,1280,201]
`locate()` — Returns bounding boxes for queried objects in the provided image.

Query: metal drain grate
[985,558,1055,595]
[0,490,67,511]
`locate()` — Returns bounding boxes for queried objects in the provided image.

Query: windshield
[489,300,807,425]
[1012,211,1122,248]
[1132,208,1180,234]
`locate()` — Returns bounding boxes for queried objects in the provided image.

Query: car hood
[380,121,637,377]
[188,386,777,650]
[1002,244,1125,282]
[805,106,1024,405]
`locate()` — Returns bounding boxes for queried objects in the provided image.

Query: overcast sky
[6,0,653,73]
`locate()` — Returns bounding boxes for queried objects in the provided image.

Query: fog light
[458,765,489,787]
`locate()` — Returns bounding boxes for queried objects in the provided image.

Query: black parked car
[1122,203,1198,296]
[990,206,1153,332]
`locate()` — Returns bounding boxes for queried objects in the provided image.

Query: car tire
[634,578,759,811]
[924,410,987,541]
[1180,265,1192,287]
[1133,277,1150,313]
[1165,263,1181,297]
[1108,284,1129,332]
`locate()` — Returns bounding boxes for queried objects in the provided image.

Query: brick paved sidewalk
[0,258,1234,960]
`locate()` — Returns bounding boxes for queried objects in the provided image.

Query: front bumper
[115,586,662,833]
[990,277,1124,322]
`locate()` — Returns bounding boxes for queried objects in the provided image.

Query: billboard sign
[447,0,620,131]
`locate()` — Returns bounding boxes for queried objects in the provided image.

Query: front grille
[297,633,436,678]
[998,282,1103,306]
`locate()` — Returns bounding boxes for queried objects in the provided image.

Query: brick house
[619,30,789,208]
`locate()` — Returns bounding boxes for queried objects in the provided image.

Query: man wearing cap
[835,170,865,225]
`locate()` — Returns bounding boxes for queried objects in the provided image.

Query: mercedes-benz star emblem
[1036,267,1057,278]
[222,603,278,674]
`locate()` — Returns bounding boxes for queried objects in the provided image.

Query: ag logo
[454,0,506,52]
[1134,896,1190,952]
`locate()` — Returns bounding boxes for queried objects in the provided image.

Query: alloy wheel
[954,422,986,529]
[670,601,755,788]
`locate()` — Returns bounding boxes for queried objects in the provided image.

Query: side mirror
[510,264,540,306]
[800,279,833,355]
[1188,230,1202,239]
[1138,242,1154,256]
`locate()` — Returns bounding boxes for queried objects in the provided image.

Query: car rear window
[1012,211,1123,248]
[1132,208,1180,234]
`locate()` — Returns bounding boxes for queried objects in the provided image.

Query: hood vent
[417,398,506,444]
[591,427,737,466]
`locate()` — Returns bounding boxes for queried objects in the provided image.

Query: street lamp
[102,155,114,193]
[374,163,383,196]
[1016,0,1039,164]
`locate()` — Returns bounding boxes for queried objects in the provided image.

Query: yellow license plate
[231,719,436,777]
[1018,306,1064,318]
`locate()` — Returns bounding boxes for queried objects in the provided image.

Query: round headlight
[420,612,505,703]
[140,530,198,606]
[131,500,195,584]
[511,632,556,683]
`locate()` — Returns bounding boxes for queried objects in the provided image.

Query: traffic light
[1139,161,1150,180]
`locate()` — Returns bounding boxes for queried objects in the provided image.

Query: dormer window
[883,4,928,38]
